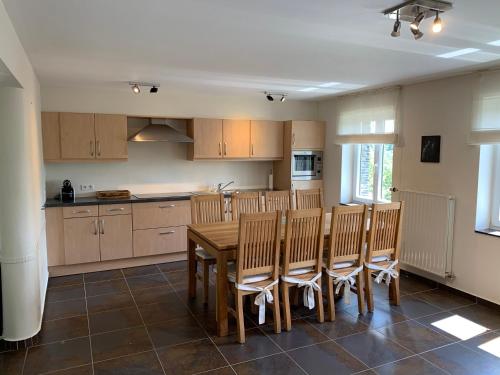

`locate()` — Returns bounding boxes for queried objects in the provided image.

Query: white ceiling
[3,0,500,99]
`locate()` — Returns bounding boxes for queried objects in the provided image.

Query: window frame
[491,145,500,229]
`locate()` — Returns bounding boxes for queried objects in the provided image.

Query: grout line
[418,354,454,375]
[83,271,95,375]
[20,344,28,375]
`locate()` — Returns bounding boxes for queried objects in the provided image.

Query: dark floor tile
[452,304,500,330]
[89,307,143,334]
[139,300,191,326]
[91,326,152,362]
[24,337,91,375]
[46,284,85,303]
[213,328,280,364]
[390,294,443,319]
[122,265,161,277]
[373,355,448,375]
[305,310,369,339]
[232,353,304,375]
[399,275,437,294]
[126,273,169,291]
[85,278,129,297]
[148,315,206,348]
[86,292,134,314]
[194,311,256,337]
[179,285,217,314]
[49,364,93,374]
[201,367,235,375]
[415,311,460,339]
[158,260,187,273]
[289,340,367,375]
[336,330,413,368]
[164,270,189,286]
[422,342,500,375]
[460,329,500,359]
[377,320,454,353]
[84,269,124,283]
[0,349,25,375]
[48,274,83,288]
[43,299,87,321]
[131,285,175,306]
[262,318,329,351]
[157,338,227,375]
[414,289,475,310]
[346,304,408,329]
[34,315,89,345]
[93,350,164,375]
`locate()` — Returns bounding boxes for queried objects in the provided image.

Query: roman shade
[470,70,500,144]
[335,87,400,144]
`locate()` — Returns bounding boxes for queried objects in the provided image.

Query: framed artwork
[421,135,441,163]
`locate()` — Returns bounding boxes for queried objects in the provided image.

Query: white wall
[42,86,318,195]
[0,0,45,340]
[319,74,500,305]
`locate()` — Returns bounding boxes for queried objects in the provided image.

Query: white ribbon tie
[324,265,363,305]
[235,279,279,324]
[365,259,399,285]
[281,272,322,310]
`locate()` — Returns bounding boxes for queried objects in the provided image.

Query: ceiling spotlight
[266,93,274,101]
[280,95,286,102]
[433,10,442,33]
[410,10,425,31]
[391,10,401,37]
[150,86,158,93]
[411,27,424,40]
[131,83,140,94]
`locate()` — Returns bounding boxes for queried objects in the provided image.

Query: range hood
[127,117,193,143]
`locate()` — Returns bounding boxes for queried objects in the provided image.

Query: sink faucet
[217,181,234,192]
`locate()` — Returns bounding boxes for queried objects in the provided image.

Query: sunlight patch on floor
[478,336,500,358]
[431,315,489,340]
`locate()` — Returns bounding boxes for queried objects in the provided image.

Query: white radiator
[396,190,455,279]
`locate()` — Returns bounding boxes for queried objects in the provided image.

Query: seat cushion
[195,247,215,260]
[226,263,272,284]
[279,266,314,276]
[322,260,356,270]
[372,255,390,263]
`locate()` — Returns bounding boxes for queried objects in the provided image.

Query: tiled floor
[1,262,499,375]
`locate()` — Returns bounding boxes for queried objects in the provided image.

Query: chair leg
[356,273,365,315]
[364,268,374,312]
[272,284,281,334]
[326,276,336,321]
[281,282,292,331]
[235,290,245,343]
[315,278,324,323]
[250,295,258,315]
[389,276,401,306]
[203,261,210,305]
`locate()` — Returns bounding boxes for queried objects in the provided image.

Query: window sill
[475,228,500,238]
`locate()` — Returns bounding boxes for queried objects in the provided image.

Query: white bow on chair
[324,265,363,305]
[235,279,279,324]
[281,272,322,309]
[365,260,399,285]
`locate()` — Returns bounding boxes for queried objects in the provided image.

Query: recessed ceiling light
[298,87,319,92]
[437,48,481,58]
[487,40,500,46]
[318,82,341,88]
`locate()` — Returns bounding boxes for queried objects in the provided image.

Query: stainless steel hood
[127,118,193,143]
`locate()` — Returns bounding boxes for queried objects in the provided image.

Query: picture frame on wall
[421,135,441,163]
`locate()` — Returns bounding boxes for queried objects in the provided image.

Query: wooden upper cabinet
[41,112,61,161]
[60,112,96,159]
[95,114,128,159]
[222,119,250,158]
[250,120,283,159]
[188,118,223,159]
[291,121,325,150]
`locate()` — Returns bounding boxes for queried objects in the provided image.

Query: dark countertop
[44,189,269,208]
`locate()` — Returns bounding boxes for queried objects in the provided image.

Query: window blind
[470,70,500,145]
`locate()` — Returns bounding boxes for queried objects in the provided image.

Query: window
[353,144,393,203]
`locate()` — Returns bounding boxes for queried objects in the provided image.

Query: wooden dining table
[187,213,332,337]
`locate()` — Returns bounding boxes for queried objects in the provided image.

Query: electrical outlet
[79,184,95,192]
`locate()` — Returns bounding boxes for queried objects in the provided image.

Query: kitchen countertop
[44,189,269,208]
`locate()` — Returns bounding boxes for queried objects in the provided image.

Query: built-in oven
[292,150,323,180]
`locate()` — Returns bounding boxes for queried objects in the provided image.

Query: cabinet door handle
[224,142,227,156]
[90,141,95,156]
[218,142,222,155]
[97,140,101,156]
[159,230,175,235]
[159,204,176,209]
[74,209,90,214]
[108,207,124,212]
[100,219,104,234]
[93,219,98,235]
[251,144,254,156]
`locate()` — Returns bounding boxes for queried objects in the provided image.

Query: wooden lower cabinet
[63,217,100,265]
[132,200,191,230]
[133,226,187,257]
[99,215,133,261]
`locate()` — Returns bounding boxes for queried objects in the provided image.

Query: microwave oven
[292,150,323,180]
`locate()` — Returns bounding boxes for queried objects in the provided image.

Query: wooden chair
[264,190,292,213]
[295,188,324,209]
[228,211,282,343]
[281,208,325,331]
[364,202,405,312]
[324,205,368,320]
[190,194,225,304]
[231,191,262,221]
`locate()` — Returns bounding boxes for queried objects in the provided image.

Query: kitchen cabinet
[95,114,128,159]
[250,120,283,159]
[132,200,191,230]
[60,112,96,159]
[291,121,325,150]
[222,119,250,158]
[99,214,133,261]
[133,226,187,257]
[45,207,65,266]
[63,217,101,265]
[187,118,223,159]
[41,112,61,161]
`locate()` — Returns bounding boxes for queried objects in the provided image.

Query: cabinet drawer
[99,203,132,216]
[132,200,191,230]
[133,226,187,257]
[63,205,98,218]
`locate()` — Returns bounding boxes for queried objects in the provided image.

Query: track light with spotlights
[433,10,442,33]
[410,10,425,30]
[129,82,160,94]
[264,92,287,102]
[150,86,158,93]
[391,10,401,37]
[411,27,424,40]
[132,84,140,94]
[280,95,286,102]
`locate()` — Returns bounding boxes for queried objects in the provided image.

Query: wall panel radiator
[395,190,455,279]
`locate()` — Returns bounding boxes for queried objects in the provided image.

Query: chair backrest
[282,208,325,274]
[326,205,369,269]
[231,192,263,221]
[366,201,405,262]
[295,188,324,209]
[190,194,225,224]
[264,190,292,213]
[236,211,281,283]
